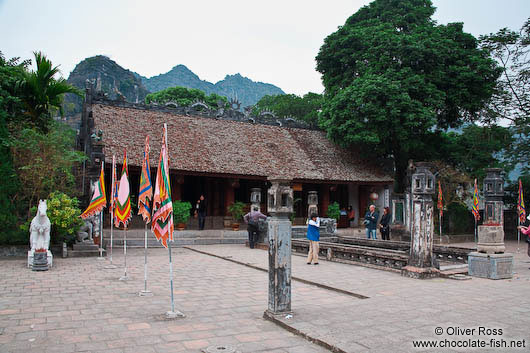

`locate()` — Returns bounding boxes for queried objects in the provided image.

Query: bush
[327,201,340,220]
[172,200,192,224]
[228,201,246,222]
[47,192,84,245]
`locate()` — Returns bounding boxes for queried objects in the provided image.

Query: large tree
[254,92,322,126]
[479,18,530,174]
[316,0,500,191]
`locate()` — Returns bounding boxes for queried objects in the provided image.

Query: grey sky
[1,0,528,96]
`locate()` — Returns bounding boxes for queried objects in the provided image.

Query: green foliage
[16,51,83,133]
[9,122,87,215]
[228,201,246,222]
[145,86,228,110]
[254,92,322,125]
[443,202,475,234]
[316,0,500,192]
[479,18,530,174]
[46,192,84,245]
[172,200,192,224]
[326,202,340,221]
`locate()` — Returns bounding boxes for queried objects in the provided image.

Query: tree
[479,18,530,174]
[254,92,322,125]
[9,122,86,216]
[316,0,500,191]
[16,51,83,133]
[145,86,228,110]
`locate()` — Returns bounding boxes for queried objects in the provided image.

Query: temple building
[79,85,393,229]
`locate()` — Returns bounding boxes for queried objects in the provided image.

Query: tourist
[307,213,320,265]
[380,206,391,240]
[195,195,207,230]
[243,206,267,249]
[347,205,355,227]
[364,205,378,240]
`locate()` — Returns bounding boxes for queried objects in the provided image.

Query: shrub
[172,200,192,224]
[327,201,340,220]
[47,192,84,245]
[228,201,246,222]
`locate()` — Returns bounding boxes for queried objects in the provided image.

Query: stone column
[250,188,262,212]
[307,191,318,217]
[401,163,439,279]
[266,178,293,315]
[468,168,513,279]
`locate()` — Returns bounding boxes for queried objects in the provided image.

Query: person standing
[243,206,267,249]
[347,205,355,227]
[195,195,207,230]
[306,213,320,265]
[364,205,378,240]
[379,207,391,240]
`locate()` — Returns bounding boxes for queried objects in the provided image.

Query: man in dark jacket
[195,195,207,230]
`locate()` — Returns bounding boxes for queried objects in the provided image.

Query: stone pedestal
[267,218,292,314]
[401,265,440,279]
[27,250,53,268]
[468,252,513,279]
[477,225,505,254]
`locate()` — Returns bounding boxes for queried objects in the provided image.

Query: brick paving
[1,241,529,352]
[0,248,329,353]
[188,242,530,353]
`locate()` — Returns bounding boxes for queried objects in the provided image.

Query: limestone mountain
[64,55,149,115]
[140,65,285,108]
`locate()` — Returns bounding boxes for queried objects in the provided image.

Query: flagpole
[120,228,128,281]
[139,222,152,296]
[105,156,117,269]
[439,212,442,243]
[474,217,477,244]
[98,210,104,259]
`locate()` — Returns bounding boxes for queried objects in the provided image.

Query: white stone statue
[30,200,51,251]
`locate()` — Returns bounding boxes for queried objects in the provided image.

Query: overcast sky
[1,0,529,96]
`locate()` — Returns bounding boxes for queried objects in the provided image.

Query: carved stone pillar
[307,191,318,217]
[250,188,261,212]
[401,163,439,279]
[266,178,293,315]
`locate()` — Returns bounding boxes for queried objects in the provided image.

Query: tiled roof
[92,103,393,183]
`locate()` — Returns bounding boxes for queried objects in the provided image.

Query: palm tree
[17,51,82,133]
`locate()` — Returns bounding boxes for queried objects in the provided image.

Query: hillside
[140,65,285,107]
[64,56,150,115]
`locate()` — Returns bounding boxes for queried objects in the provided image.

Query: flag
[115,150,132,228]
[81,161,107,219]
[110,154,117,212]
[151,125,173,248]
[518,179,526,224]
[138,136,153,223]
[437,180,443,218]
[472,178,480,221]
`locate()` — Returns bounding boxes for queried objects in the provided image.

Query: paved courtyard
[1,241,529,352]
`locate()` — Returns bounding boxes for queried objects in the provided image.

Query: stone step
[73,243,100,251]
[105,237,247,248]
[68,249,104,257]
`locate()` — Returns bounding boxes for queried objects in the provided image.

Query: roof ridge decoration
[85,82,317,130]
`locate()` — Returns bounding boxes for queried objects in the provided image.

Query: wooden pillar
[172,175,184,201]
[321,184,330,217]
[224,185,235,215]
[213,180,221,216]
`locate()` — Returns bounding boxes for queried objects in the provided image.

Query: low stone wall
[0,245,29,257]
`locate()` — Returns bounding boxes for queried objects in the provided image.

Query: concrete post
[266,178,293,315]
[401,163,439,279]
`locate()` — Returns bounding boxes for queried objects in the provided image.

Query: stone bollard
[266,178,293,315]
[468,168,513,279]
[401,163,439,279]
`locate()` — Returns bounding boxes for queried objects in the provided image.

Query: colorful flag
[472,178,480,221]
[138,136,153,223]
[115,150,132,228]
[437,180,443,218]
[110,155,117,212]
[151,126,173,248]
[518,179,526,224]
[81,161,107,219]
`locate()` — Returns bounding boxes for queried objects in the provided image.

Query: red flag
[437,180,443,218]
[115,150,131,228]
[518,179,526,224]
